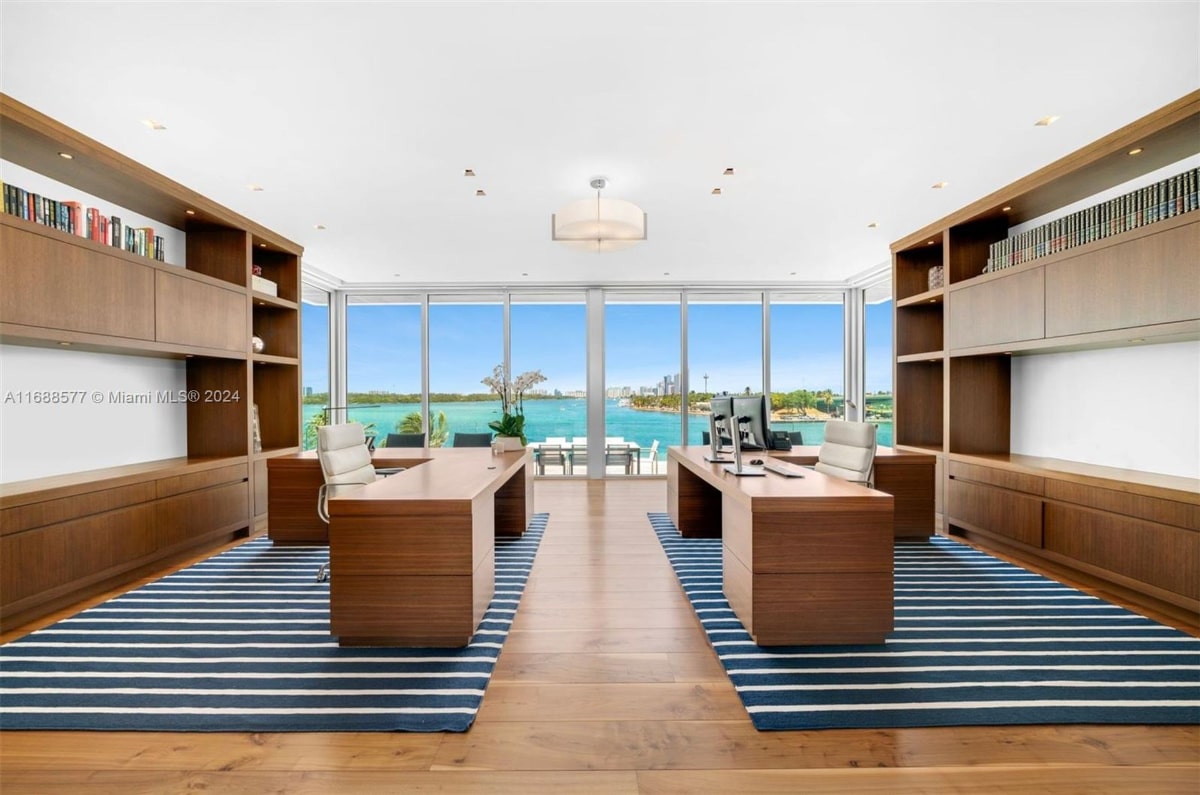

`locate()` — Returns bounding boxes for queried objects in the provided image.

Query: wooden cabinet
[891,89,1200,622]
[1044,216,1199,338]
[948,266,1045,350]
[0,459,249,630]
[0,93,303,630]
[154,270,246,352]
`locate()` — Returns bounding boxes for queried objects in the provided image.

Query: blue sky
[302,298,893,395]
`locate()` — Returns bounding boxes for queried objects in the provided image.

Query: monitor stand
[723,421,766,476]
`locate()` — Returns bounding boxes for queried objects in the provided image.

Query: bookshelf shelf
[0,93,303,631]
[890,89,1200,620]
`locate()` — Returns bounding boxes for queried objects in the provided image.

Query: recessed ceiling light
[1128,147,1144,156]
[867,222,878,228]
[464,169,476,177]
[140,119,167,131]
[929,299,937,303]
[521,272,529,277]
[711,187,722,195]
[663,272,670,276]
[314,224,326,230]
[1002,206,1012,212]
[475,189,486,197]
[723,167,735,176]
[57,152,73,160]
[926,240,935,245]
[258,243,267,248]
[1003,351,1013,356]
[185,209,196,215]
[1034,115,1060,127]
[931,181,949,189]
[247,184,264,192]
[1129,337,1145,343]
[789,271,797,276]
[58,341,72,346]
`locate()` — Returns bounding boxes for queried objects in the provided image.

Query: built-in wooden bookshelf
[891,90,1200,623]
[0,94,303,630]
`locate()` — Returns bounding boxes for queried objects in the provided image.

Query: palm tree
[396,410,450,447]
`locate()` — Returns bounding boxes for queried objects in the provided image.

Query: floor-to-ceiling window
[511,293,587,473]
[604,293,681,476]
[686,292,765,445]
[864,281,894,447]
[345,295,423,447]
[429,295,503,446]
[300,284,330,450]
[768,292,845,447]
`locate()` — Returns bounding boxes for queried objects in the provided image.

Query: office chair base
[316,563,330,582]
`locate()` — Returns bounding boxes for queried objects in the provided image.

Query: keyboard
[762,460,806,478]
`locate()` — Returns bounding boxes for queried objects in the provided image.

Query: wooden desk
[268,447,456,543]
[668,446,894,646]
[774,445,934,538]
[271,448,533,647]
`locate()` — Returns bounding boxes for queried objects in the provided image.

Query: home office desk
[774,445,935,538]
[268,448,533,646]
[667,445,894,646]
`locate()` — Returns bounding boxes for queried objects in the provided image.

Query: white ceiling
[2,2,1198,288]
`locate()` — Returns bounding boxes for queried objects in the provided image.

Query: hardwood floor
[1,479,1197,794]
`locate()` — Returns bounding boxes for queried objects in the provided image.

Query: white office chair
[315,422,404,581]
[811,421,877,487]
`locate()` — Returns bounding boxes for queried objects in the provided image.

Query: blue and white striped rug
[0,513,548,732]
[648,513,1200,731]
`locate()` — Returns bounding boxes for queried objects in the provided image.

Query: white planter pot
[492,436,525,452]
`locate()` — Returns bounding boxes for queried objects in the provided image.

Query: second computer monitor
[710,394,769,451]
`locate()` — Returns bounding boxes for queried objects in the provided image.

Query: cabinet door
[948,267,1045,350]
[155,271,246,352]
[1,222,155,340]
[946,477,1043,548]
[1045,218,1199,337]
[1044,503,1199,601]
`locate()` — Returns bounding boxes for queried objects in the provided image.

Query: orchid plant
[481,363,547,445]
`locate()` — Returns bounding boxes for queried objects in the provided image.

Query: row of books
[985,168,1199,273]
[2,181,166,262]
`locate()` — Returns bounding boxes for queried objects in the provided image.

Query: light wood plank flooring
[1,479,1197,794]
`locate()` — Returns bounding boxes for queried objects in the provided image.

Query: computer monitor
[706,395,734,462]
[729,394,769,451]
[709,395,733,447]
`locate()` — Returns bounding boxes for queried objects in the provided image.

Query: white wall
[1010,340,1200,479]
[0,345,188,483]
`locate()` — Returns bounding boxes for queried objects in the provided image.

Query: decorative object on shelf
[252,404,263,453]
[927,264,944,290]
[251,335,265,354]
[481,363,547,447]
[551,177,646,252]
[252,264,263,276]
[985,167,1198,273]
[251,274,278,296]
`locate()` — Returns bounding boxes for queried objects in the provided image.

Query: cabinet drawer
[1045,480,1200,531]
[0,223,155,340]
[155,271,246,352]
[155,463,248,499]
[1044,503,1199,600]
[154,481,250,548]
[948,461,1044,495]
[1045,218,1199,337]
[947,478,1043,547]
[1,503,156,606]
[1,481,156,535]
[948,266,1044,349]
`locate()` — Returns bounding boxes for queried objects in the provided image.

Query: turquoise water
[304,398,893,452]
